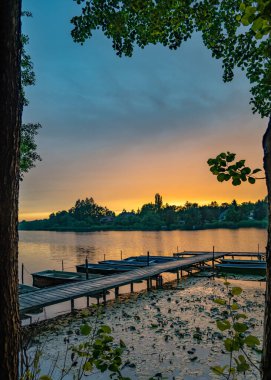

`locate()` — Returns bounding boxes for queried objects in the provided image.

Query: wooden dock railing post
[121,250,123,260]
[62,260,64,271]
[103,291,107,306]
[21,263,24,284]
[177,270,180,285]
[212,246,215,279]
[115,287,119,299]
[130,282,134,293]
[147,251,150,266]
[71,299,75,311]
[85,257,89,280]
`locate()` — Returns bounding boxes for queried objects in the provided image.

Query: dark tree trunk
[262,116,271,380]
[0,1,22,379]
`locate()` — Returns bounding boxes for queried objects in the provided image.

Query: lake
[19,228,267,285]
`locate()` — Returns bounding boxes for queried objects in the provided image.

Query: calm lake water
[19,228,267,285]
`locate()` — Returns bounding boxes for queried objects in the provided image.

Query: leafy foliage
[19,194,268,230]
[71,0,271,117]
[20,317,129,380]
[71,322,129,379]
[207,152,263,186]
[21,13,42,178]
[211,280,261,379]
[20,123,42,179]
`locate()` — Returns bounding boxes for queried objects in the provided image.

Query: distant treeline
[19,194,268,232]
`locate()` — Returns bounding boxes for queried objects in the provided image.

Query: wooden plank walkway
[174,251,265,257]
[19,252,224,315]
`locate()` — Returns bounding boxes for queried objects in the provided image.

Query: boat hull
[216,264,266,276]
[32,270,87,288]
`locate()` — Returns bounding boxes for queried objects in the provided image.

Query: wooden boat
[32,270,101,288]
[220,259,266,265]
[216,263,266,276]
[76,263,143,275]
[124,255,179,263]
[98,259,155,267]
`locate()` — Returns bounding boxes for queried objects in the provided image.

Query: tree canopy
[20,13,42,178]
[71,0,270,117]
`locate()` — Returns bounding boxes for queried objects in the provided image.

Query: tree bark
[262,116,271,380]
[0,1,22,379]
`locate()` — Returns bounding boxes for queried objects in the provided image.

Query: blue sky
[20,0,267,219]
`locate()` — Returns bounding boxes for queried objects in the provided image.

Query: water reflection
[18,229,267,286]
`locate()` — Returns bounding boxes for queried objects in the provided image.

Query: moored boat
[220,259,266,265]
[32,270,101,288]
[76,263,143,275]
[216,263,266,276]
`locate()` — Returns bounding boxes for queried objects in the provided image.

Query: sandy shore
[24,277,265,379]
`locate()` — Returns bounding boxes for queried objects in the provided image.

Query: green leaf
[237,361,250,372]
[231,287,242,296]
[214,298,226,305]
[235,313,247,320]
[217,319,231,331]
[226,153,236,162]
[224,174,231,181]
[245,335,260,347]
[99,325,111,334]
[252,168,262,174]
[217,173,225,182]
[252,17,263,32]
[39,376,52,380]
[80,324,92,336]
[248,177,256,184]
[233,322,248,333]
[239,3,246,11]
[232,178,241,186]
[83,361,93,371]
[207,158,216,166]
[231,303,239,310]
[241,167,251,174]
[211,366,227,375]
[120,339,126,348]
[224,338,241,352]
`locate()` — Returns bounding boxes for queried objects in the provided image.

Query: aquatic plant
[19,309,130,380]
[211,280,261,379]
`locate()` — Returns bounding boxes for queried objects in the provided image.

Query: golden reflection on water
[19,228,267,285]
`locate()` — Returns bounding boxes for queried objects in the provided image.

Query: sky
[20,0,267,221]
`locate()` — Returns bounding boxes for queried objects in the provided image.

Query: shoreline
[19,223,267,233]
[24,277,265,379]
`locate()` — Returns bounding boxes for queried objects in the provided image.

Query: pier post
[71,299,75,311]
[121,250,123,260]
[103,291,107,306]
[130,282,134,293]
[176,270,180,285]
[212,246,215,279]
[147,251,150,266]
[156,275,163,289]
[87,296,90,307]
[62,260,64,271]
[97,296,100,305]
[115,287,119,299]
[85,257,89,280]
[21,263,24,284]
[146,278,150,291]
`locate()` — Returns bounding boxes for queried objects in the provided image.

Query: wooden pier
[19,251,266,319]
